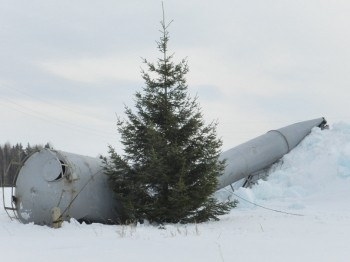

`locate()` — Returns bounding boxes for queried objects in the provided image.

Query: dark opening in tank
[51,160,67,181]
[60,160,66,176]
[54,160,67,181]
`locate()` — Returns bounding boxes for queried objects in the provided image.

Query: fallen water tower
[2,117,327,227]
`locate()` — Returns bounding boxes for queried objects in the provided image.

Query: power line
[0,84,114,127]
[0,96,116,139]
[226,186,304,217]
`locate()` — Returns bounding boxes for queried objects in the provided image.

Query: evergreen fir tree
[103,11,236,224]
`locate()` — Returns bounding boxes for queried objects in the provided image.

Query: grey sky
[1,0,349,156]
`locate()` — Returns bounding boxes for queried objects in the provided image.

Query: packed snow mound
[219,122,350,214]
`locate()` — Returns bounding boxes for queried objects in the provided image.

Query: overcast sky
[1,0,350,156]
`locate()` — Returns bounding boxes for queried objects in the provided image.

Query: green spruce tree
[103,11,236,224]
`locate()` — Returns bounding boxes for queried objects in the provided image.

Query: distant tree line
[0,142,51,186]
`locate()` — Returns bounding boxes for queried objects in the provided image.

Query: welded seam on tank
[267,130,291,152]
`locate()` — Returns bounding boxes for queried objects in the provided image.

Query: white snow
[1,122,350,262]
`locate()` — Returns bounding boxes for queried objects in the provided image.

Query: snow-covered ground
[1,123,350,262]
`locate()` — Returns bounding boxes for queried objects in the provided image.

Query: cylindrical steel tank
[14,149,119,226]
[217,117,327,189]
[9,118,326,226]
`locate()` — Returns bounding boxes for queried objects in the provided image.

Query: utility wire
[0,96,116,139]
[227,185,304,217]
[0,84,110,124]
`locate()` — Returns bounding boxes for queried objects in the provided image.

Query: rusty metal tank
[13,149,119,226]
